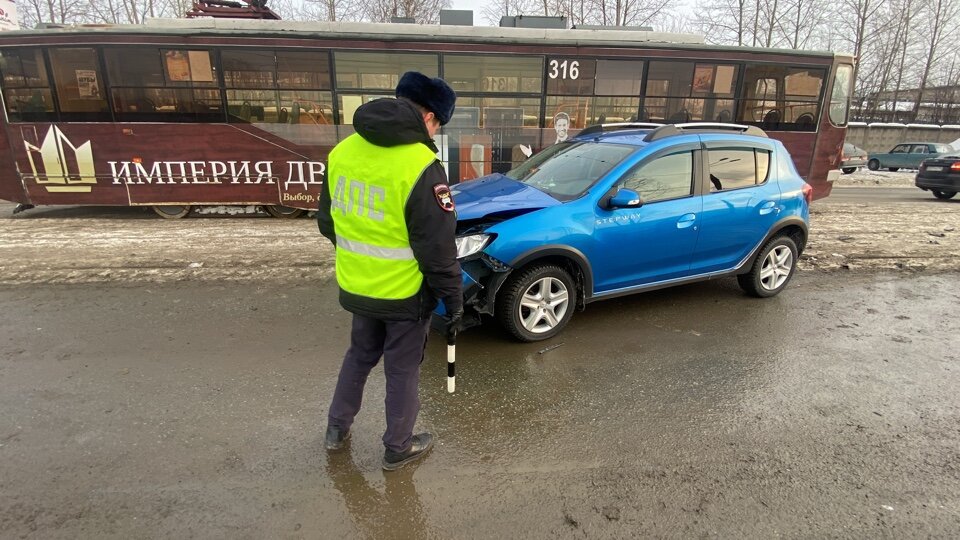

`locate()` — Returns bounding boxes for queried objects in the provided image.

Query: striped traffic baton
[446,329,456,393]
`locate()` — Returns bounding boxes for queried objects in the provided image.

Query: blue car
[445,123,812,342]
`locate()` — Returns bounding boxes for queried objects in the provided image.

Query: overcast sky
[448,0,493,24]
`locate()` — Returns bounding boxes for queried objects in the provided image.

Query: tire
[841,167,856,174]
[738,236,799,298]
[152,205,191,219]
[888,167,900,172]
[264,205,305,219]
[496,264,576,342]
[867,159,880,171]
[932,190,957,200]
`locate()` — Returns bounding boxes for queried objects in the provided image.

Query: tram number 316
[548,59,580,80]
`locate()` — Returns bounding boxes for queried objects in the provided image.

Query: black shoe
[382,433,434,471]
[325,425,351,451]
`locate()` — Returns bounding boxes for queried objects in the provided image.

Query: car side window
[892,145,909,153]
[707,148,770,192]
[620,151,693,203]
[912,144,929,154]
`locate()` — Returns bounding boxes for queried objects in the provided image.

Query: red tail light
[952,162,960,171]
[801,182,813,205]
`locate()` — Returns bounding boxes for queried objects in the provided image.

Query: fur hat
[395,71,457,126]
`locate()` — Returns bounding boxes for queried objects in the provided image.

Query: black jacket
[318,98,462,321]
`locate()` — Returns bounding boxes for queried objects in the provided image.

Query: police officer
[317,71,462,471]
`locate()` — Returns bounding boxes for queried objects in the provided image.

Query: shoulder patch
[433,184,455,212]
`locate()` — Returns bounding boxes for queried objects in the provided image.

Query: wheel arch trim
[509,245,595,300]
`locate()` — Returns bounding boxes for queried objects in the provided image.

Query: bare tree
[909,0,960,121]
[693,0,752,45]
[361,0,451,23]
[776,0,826,49]
[587,0,671,26]
[479,0,542,24]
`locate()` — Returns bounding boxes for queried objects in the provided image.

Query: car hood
[451,174,561,221]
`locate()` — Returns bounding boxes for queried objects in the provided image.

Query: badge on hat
[433,184,455,212]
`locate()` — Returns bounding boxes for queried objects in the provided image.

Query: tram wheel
[152,205,192,219]
[264,205,305,219]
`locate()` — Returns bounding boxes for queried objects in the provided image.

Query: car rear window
[506,141,634,200]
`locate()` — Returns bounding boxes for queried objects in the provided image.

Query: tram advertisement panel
[13,123,330,209]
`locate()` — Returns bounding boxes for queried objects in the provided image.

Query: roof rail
[643,122,768,142]
[578,122,664,138]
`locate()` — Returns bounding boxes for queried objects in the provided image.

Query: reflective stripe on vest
[328,133,437,300]
[335,235,415,260]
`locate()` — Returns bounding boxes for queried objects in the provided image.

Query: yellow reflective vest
[327,133,438,300]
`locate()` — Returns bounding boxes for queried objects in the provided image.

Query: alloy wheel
[760,245,793,291]
[518,276,570,334]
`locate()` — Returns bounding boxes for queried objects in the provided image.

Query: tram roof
[3,18,850,61]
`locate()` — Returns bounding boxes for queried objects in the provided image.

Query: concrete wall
[845,123,960,152]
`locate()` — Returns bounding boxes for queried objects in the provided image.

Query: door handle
[677,213,696,229]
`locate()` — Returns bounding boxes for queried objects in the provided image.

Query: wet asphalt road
[1,272,959,538]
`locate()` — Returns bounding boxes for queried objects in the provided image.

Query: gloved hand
[444,306,463,345]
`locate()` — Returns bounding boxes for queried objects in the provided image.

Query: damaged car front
[436,139,638,334]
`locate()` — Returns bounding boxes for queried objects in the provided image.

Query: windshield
[506,142,635,200]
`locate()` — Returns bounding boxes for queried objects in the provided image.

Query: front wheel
[841,167,856,174]
[932,190,957,200]
[496,264,576,342]
[264,205,305,219]
[738,236,799,298]
[152,205,191,219]
[867,159,880,171]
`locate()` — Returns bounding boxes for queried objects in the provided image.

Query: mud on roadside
[1,192,958,284]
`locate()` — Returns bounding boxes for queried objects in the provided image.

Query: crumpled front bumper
[432,255,513,331]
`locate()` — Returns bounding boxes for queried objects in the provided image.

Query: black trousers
[327,314,431,453]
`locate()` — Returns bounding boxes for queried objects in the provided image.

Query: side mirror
[608,188,643,209]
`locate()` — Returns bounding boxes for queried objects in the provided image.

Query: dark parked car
[840,142,868,174]
[916,154,960,200]
[868,142,954,171]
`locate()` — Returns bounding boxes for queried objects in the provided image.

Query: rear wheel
[264,205,305,219]
[888,167,900,172]
[496,264,576,342]
[932,190,957,200]
[738,236,799,298]
[841,167,856,174]
[152,205,191,219]
[867,159,880,171]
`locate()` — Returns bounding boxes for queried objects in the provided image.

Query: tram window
[49,48,109,120]
[334,51,438,90]
[544,57,595,95]
[595,60,644,96]
[441,96,540,178]
[738,64,825,131]
[0,48,55,122]
[277,90,334,124]
[0,48,49,87]
[277,51,331,89]
[111,87,221,122]
[161,50,215,85]
[445,55,543,94]
[545,95,640,127]
[645,61,739,124]
[222,50,276,88]
[829,64,853,126]
[105,48,165,87]
[106,48,221,122]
